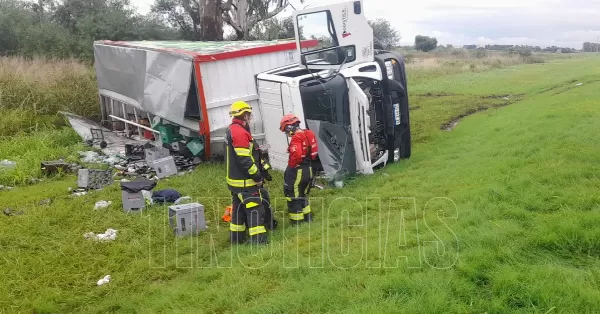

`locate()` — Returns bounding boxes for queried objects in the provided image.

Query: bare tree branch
[247,0,287,29]
[222,11,243,34]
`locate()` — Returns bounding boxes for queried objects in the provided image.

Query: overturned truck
[92,0,411,182]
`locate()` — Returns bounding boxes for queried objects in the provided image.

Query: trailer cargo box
[93,39,317,160]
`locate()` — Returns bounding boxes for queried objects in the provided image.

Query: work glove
[263,171,273,182]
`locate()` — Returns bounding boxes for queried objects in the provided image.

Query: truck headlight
[393,148,400,162]
[385,61,394,80]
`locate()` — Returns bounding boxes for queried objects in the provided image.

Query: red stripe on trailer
[195,39,320,63]
[194,61,211,160]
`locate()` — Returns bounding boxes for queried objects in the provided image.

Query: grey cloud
[408,4,600,47]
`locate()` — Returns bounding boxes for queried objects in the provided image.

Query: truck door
[292,0,373,71]
[256,80,293,171]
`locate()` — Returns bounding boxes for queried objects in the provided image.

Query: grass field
[1,53,600,313]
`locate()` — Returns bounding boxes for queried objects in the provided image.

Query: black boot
[248,233,268,244]
[303,213,313,222]
[230,231,246,245]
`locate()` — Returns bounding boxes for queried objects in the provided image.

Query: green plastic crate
[186,138,204,156]
[158,125,182,144]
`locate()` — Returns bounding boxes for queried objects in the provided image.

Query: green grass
[1,54,600,313]
[0,127,85,186]
[0,57,99,137]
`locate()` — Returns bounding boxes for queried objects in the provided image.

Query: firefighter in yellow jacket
[224,101,269,244]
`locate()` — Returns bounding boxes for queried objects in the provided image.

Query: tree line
[582,42,599,52]
[0,0,404,61]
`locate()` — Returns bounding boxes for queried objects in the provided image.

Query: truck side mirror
[301,55,307,65]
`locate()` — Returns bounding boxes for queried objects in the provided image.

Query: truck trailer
[91,0,411,182]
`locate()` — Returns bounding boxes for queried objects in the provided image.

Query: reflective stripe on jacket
[225,118,262,191]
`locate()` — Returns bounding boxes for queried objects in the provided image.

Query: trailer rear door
[256,80,292,171]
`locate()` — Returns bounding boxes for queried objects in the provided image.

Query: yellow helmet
[229,101,252,117]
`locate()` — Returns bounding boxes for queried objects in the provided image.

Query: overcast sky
[131,0,600,48]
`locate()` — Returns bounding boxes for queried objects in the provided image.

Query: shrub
[523,56,545,64]
[451,49,467,57]
[475,49,488,59]
[509,47,533,57]
[403,53,415,64]
[0,57,98,136]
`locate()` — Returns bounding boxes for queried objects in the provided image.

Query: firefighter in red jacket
[225,101,270,244]
[280,114,318,224]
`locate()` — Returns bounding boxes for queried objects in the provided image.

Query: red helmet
[279,114,300,132]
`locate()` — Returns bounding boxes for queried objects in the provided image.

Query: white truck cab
[256,0,412,182]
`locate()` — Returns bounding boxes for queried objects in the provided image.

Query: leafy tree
[248,15,296,41]
[0,0,180,60]
[367,18,400,50]
[415,35,437,52]
[583,42,599,52]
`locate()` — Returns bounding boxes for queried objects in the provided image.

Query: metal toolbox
[168,203,207,236]
[144,145,171,163]
[149,156,178,178]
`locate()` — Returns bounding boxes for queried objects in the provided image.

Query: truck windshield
[299,74,348,126]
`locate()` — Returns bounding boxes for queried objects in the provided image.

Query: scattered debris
[0,160,16,169]
[94,201,112,210]
[168,203,207,236]
[152,189,182,204]
[0,185,14,191]
[29,178,43,184]
[222,205,232,222]
[41,160,80,175]
[4,208,23,216]
[62,112,202,185]
[576,82,583,86]
[141,190,154,205]
[174,196,192,205]
[97,275,111,286]
[39,198,52,206]
[84,229,118,242]
[382,173,390,177]
[78,169,113,190]
[334,181,344,188]
[72,191,88,197]
[148,156,178,179]
[79,151,101,163]
[121,179,157,213]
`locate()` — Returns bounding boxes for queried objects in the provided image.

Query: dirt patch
[550,79,600,96]
[415,92,459,97]
[539,78,591,95]
[480,94,524,100]
[440,95,524,131]
[441,105,491,131]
